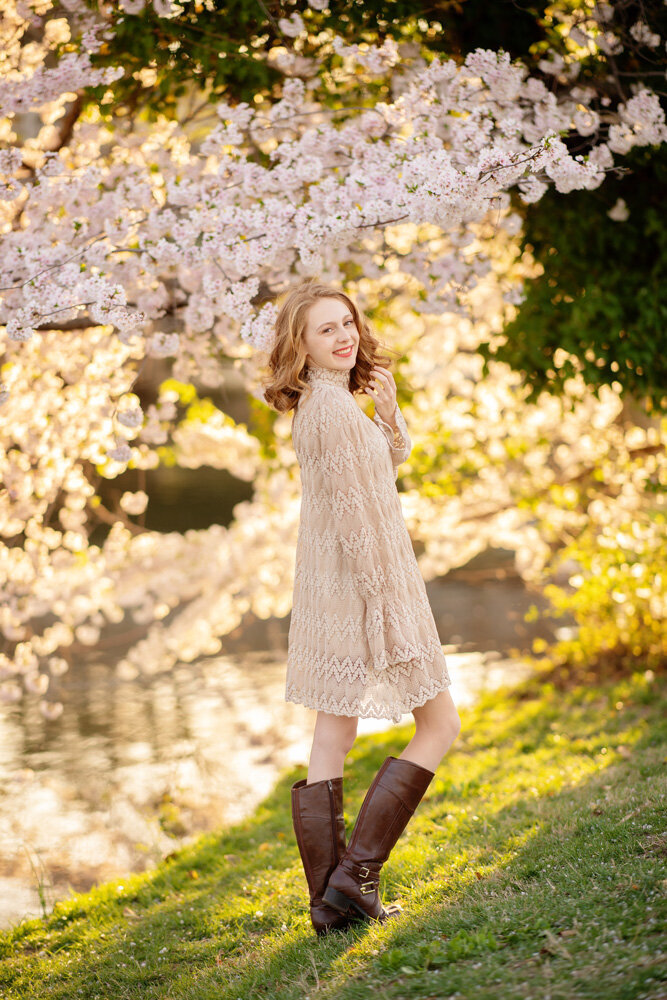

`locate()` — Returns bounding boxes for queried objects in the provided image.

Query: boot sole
[315,921,353,936]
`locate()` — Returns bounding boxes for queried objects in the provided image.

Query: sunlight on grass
[1,668,664,1000]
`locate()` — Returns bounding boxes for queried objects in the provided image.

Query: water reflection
[0,572,554,929]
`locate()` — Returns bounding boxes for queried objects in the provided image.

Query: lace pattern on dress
[286,361,451,721]
[304,360,351,389]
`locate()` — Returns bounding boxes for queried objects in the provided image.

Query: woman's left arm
[373,404,411,469]
[365,366,412,475]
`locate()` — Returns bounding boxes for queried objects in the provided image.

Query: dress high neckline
[304,360,352,390]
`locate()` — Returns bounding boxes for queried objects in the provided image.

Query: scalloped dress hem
[285,671,453,725]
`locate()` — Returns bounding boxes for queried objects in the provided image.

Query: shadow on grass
[2,668,665,1000]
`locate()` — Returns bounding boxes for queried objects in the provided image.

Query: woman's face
[302,296,359,371]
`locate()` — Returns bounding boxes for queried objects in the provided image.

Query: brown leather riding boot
[322,756,435,923]
[291,776,354,935]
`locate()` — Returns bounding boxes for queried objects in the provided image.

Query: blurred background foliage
[484,145,667,412]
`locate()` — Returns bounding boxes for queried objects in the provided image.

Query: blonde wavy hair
[261,279,398,413]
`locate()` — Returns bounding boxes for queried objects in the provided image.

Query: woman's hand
[364,365,397,426]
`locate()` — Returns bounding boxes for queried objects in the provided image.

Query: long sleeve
[372,401,411,477]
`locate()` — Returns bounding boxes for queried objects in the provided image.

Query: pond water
[0,571,557,930]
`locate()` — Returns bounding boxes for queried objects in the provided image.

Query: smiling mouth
[333,345,354,356]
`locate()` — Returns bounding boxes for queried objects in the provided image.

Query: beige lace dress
[285,359,452,723]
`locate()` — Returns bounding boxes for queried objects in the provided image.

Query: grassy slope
[0,667,665,1000]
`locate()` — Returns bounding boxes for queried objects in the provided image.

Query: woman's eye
[321,320,352,333]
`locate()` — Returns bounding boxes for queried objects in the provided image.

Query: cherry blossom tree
[1,0,666,717]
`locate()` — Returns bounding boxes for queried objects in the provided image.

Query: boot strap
[355,863,379,893]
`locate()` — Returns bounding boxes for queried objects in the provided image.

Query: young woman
[262,279,461,936]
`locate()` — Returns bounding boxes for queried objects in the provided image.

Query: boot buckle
[358,865,370,878]
[359,881,377,895]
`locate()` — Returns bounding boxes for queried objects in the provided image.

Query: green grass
[1,667,666,1000]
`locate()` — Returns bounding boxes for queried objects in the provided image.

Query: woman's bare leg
[399,686,461,772]
[307,711,358,784]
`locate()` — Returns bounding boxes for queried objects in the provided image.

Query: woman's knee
[313,712,358,754]
[413,689,461,744]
